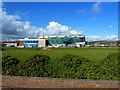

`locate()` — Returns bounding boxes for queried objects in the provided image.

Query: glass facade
[48,36,85,45]
[48,37,66,44]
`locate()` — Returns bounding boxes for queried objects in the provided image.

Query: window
[36,41,38,43]
[33,41,35,43]
[30,41,32,43]
[26,41,29,43]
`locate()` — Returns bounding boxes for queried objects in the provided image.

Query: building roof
[2,41,18,43]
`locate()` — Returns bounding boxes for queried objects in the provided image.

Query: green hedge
[2,53,119,80]
[98,53,119,80]
[2,55,20,75]
[48,54,94,79]
[15,54,50,77]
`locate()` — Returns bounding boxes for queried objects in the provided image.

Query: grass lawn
[2,47,118,62]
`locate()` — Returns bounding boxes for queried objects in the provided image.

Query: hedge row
[2,53,119,80]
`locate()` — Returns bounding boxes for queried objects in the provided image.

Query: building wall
[19,39,47,47]
[3,43,17,47]
[19,39,39,47]
[38,39,46,47]
[19,40,24,46]
[76,42,86,47]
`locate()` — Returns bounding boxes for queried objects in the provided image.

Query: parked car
[74,46,78,48]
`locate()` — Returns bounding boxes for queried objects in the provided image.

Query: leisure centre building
[19,35,86,47]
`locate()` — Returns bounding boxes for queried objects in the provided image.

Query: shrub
[15,54,50,77]
[2,53,119,80]
[50,54,97,79]
[98,53,119,80]
[2,55,20,75]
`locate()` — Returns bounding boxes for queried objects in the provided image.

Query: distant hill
[87,40,119,45]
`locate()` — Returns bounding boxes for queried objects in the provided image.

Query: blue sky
[2,2,118,41]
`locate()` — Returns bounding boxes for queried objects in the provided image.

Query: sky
[1,2,118,41]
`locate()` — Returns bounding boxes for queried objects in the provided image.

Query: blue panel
[24,40,38,46]
[7,45,14,47]
[24,43,38,46]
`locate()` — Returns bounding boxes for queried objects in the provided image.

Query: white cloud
[46,21,82,35]
[46,21,70,35]
[2,11,40,40]
[77,9,87,14]
[108,25,113,28]
[2,9,82,40]
[1,6,117,42]
[70,30,81,35]
[86,35,118,41]
[92,2,102,13]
